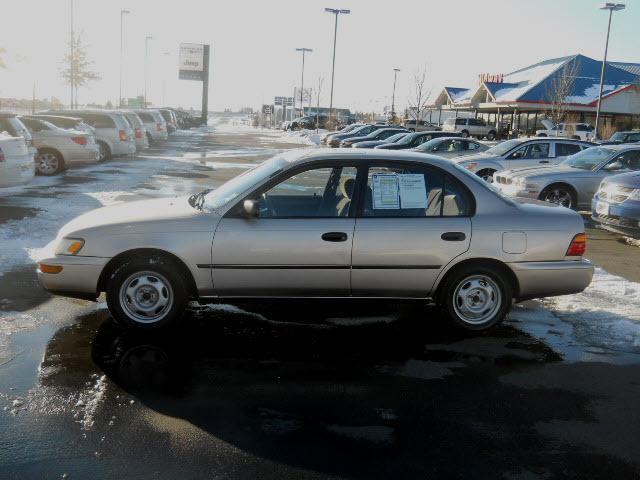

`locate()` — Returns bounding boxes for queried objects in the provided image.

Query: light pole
[162,51,170,106]
[595,2,625,139]
[296,47,312,117]
[144,35,152,107]
[391,68,400,122]
[324,8,350,128]
[119,9,130,107]
[69,0,74,109]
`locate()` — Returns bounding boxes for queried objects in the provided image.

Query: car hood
[455,153,501,163]
[59,196,214,238]
[497,164,584,180]
[375,142,408,150]
[353,140,385,148]
[606,171,640,188]
[342,135,371,143]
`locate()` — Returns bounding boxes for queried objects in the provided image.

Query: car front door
[351,161,472,297]
[211,163,360,297]
[505,142,551,169]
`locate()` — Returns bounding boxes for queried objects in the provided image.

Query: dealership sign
[478,73,504,84]
[179,43,206,81]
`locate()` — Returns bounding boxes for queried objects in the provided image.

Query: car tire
[146,132,154,145]
[487,131,496,141]
[571,135,581,140]
[460,130,469,138]
[35,149,65,176]
[106,256,189,330]
[539,183,577,209]
[439,263,512,332]
[97,141,111,162]
[537,133,547,137]
[476,169,496,183]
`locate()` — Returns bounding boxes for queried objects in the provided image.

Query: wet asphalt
[1,120,640,479]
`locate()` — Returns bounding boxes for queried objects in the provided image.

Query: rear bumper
[508,259,594,301]
[0,156,35,187]
[36,255,110,300]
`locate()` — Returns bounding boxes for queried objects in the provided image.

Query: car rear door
[211,162,360,297]
[351,160,472,297]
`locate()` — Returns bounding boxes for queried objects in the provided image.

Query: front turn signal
[39,264,63,274]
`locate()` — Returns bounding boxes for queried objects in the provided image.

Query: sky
[0,0,638,112]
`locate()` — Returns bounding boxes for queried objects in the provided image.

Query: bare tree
[406,66,431,128]
[316,76,324,133]
[61,33,100,108]
[0,47,6,69]
[545,59,580,128]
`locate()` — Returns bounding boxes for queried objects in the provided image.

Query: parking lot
[1,120,640,479]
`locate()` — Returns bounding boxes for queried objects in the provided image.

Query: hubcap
[544,189,572,208]
[119,271,173,324]
[480,171,495,183]
[37,153,59,175]
[453,275,502,325]
[98,144,107,161]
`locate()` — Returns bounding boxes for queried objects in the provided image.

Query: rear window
[0,117,32,140]
[112,114,130,129]
[137,112,155,122]
[79,113,116,129]
[455,118,467,126]
[159,110,172,122]
[555,143,582,157]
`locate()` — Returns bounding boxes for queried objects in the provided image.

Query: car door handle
[539,160,549,164]
[441,232,466,241]
[322,232,348,242]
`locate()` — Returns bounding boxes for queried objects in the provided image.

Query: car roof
[596,143,640,151]
[30,114,82,121]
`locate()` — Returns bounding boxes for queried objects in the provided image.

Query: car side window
[362,163,472,218]
[467,141,479,151]
[556,143,582,157]
[256,165,358,218]
[614,151,640,171]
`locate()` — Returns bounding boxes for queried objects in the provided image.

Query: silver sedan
[37,149,593,332]
[494,144,640,210]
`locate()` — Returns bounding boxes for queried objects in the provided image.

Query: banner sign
[274,96,294,106]
[179,43,205,81]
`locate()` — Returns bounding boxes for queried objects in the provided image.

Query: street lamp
[594,2,626,139]
[162,51,170,106]
[144,35,152,107]
[119,9,130,107]
[296,48,312,117]
[324,7,350,127]
[391,68,400,121]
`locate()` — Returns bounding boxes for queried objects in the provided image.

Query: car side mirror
[432,147,439,152]
[604,161,623,171]
[242,199,259,218]
[510,151,523,159]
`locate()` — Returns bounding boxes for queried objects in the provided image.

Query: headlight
[55,238,85,255]
[629,189,640,200]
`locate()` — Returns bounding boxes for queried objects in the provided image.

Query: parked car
[375,131,460,150]
[37,149,592,332]
[288,115,330,131]
[0,131,34,188]
[321,124,362,145]
[340,127,407,147]
[352,132,409,149]
[30,115,94,135]
[494,145,640,210]
[601,130,640,145]
[20,116,100,175]
[45,110,136,160]
[1,112,36,157]
[404,119,441,132]
[455,138,591,181]
[442,118,498,140]
[592,171,640,238]
[121,111,149,151]
[412,137,489,158]
[536,120,596,142]
[327,124,389,147]
[134,110,169,144]
[158,109,178,133]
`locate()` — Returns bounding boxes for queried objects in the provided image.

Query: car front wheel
[106,256,189,329]
[36,150,64,175]
[539,184,577,209]
[439,264,512,331]
[476,169,496,182]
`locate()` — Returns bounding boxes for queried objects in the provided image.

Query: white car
[20,117,100,175]
[412,137,489,158]
[0,132,34,188]
[442,117,498,140]
[454,138,592,181]
[536,120,596,142]
[134,110,169,144]
[121,111,149,151]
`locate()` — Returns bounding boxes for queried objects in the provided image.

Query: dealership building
[422,54,640,136]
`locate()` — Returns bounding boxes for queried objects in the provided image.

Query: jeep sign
[179,43,205,81]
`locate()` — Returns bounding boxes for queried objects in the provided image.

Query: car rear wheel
[476,169,496,183]
[439,264,512,331]
[36,150,64,175]
[106,256,189,330]
[460,130,469,138]
[540,184,577,209]
[97,141,111,162]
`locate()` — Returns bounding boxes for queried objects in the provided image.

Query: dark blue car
[592,171,640,238]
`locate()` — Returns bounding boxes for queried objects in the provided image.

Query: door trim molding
[197,264,441,270]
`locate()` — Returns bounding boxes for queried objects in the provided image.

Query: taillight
[119,130,127,141]
[0,147,4,162]
[71,136,87,146]
[135,128,142,139]
[566,233,586,256]
[156,123,162,132]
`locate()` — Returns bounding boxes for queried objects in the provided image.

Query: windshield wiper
[188,189,212,210]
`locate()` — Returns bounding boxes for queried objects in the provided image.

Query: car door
[211,162,360,297]
[505,142,551,170]
[351,161,472,297]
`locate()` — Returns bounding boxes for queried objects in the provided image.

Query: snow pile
[73,374,108,430]
[278,129,328,146]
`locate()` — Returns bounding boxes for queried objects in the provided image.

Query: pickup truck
[535,120,596,142]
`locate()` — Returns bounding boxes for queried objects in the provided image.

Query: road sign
[274,96,294,106]
[262,104,273,114]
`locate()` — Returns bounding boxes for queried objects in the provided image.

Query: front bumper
[508,259,594,301]
[36,255,110,300]
[494,183,540,200]
[591,197,640,239]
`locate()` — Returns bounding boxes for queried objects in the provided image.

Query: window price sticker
[372,174,400,209]
[398,174,427,209]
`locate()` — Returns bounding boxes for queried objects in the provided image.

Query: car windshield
[386,132,407,143]
[395,132,419,145]
[609,132,628,142]
[413,138,443,152]
[562,147,615,171]
[201,155,290,210]
[484,139,524,156]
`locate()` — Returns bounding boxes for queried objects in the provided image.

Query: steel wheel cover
[119,271,174,324]
[37,152,59,175]
[452,274,502,325]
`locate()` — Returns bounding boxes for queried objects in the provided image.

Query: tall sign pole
[202,44,210,126]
